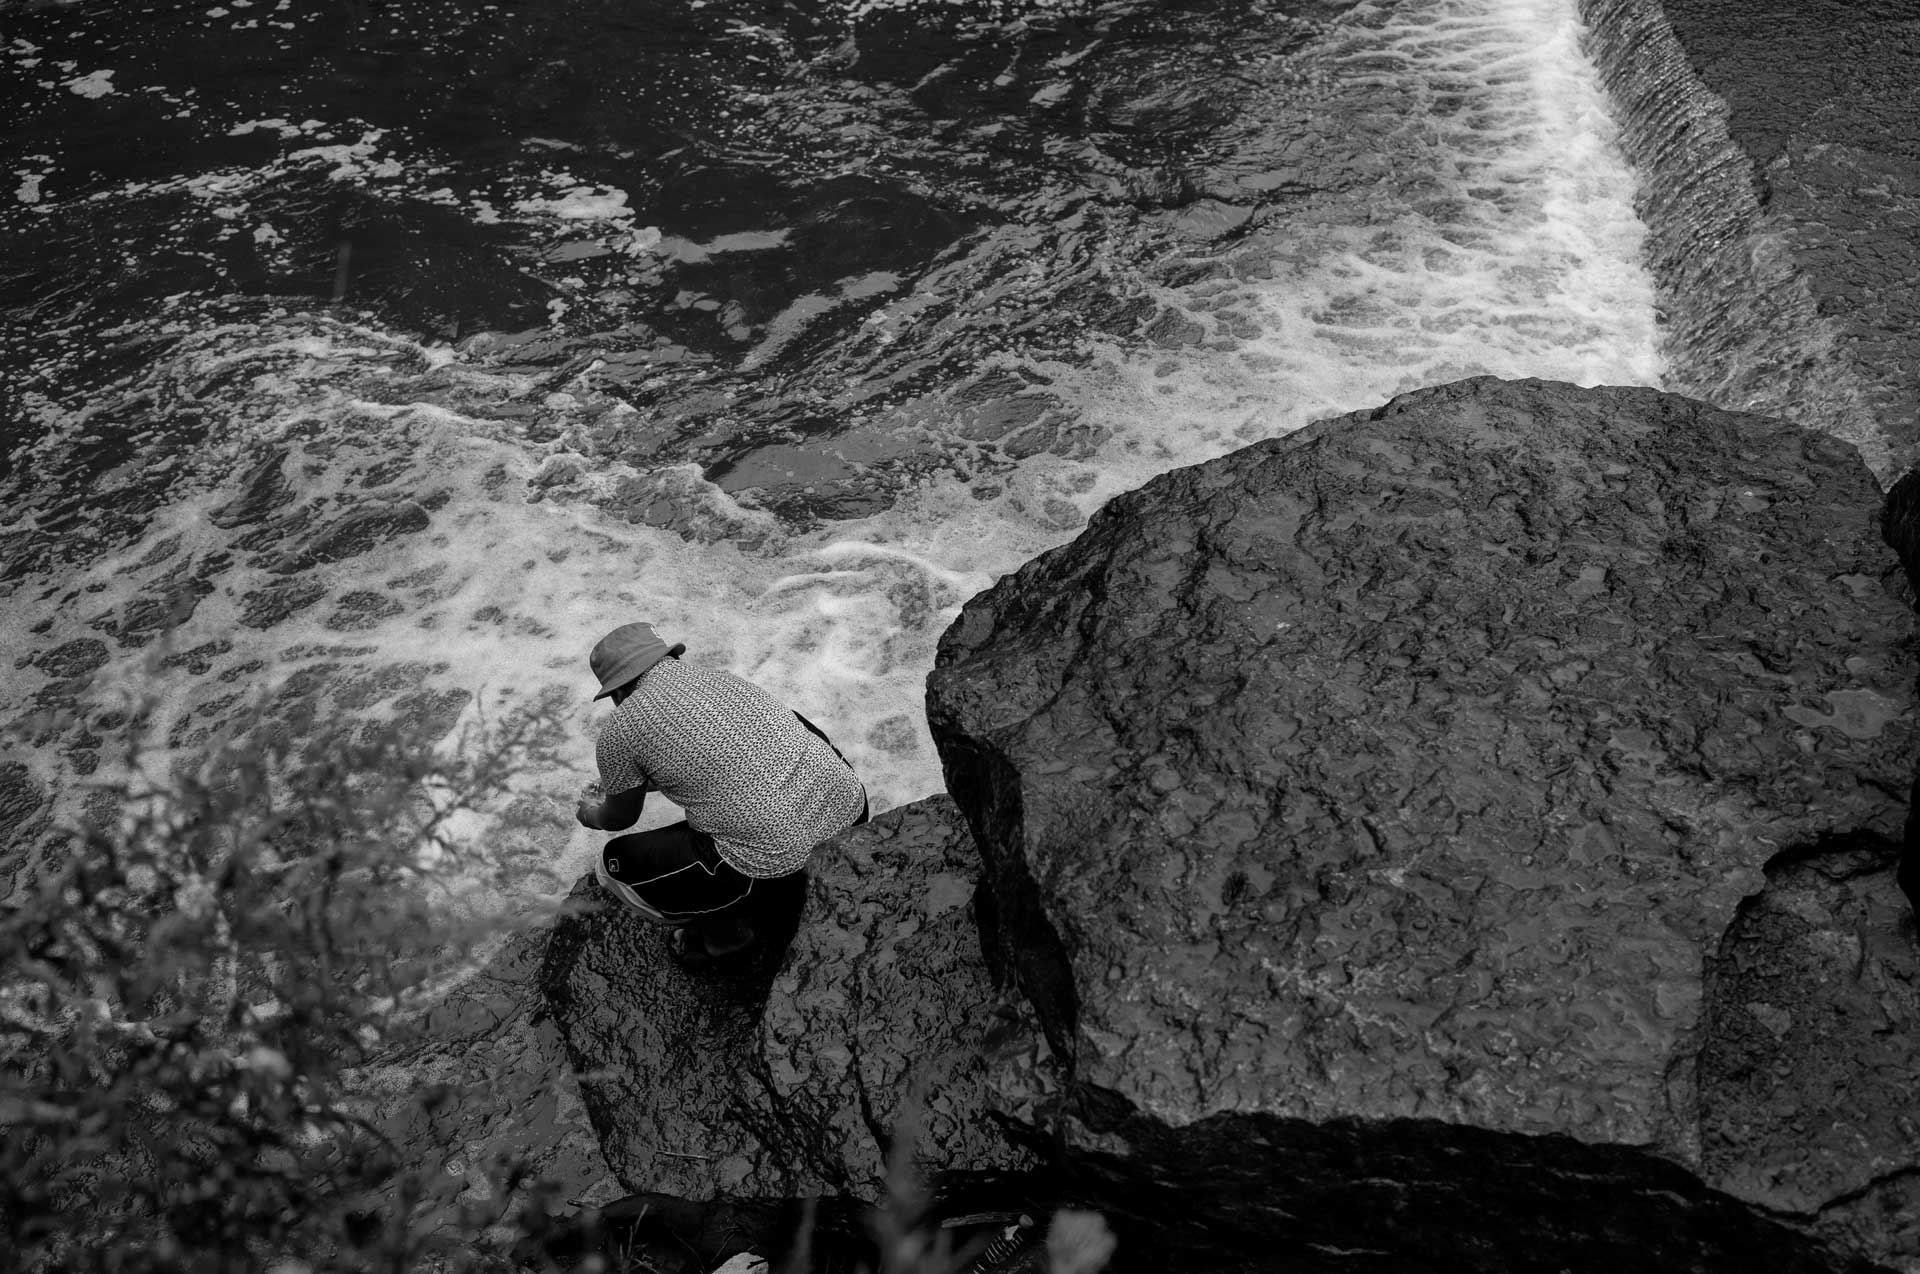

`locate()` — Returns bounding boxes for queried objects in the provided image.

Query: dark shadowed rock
[1701,849,1920,1269]
[927,376,1915,1272]
[541,797,1043,1201]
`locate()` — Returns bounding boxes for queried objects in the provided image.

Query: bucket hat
[590,622,686,700]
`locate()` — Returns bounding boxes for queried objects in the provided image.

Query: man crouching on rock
[575,622,869,968]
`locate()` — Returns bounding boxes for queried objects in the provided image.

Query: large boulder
[539,797,1046,1201]
[926,376,1919,1271]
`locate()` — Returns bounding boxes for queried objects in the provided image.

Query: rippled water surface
[2,0,1662,901]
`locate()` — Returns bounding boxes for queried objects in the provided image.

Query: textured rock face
[540,797,1043,1201]
[927,377,1917,1269]
[1577,0,1920,476]
[1701,850,1920,1269]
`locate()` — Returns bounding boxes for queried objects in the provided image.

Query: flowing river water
[3,0,1663,907]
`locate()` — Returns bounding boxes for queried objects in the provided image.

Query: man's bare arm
[577,786,647,831]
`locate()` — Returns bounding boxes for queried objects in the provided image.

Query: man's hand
[577,786,647,833]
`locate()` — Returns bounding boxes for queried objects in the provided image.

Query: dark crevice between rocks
[727,1048,861,1197]
[1747,829,1906,885]
[1041,1105,1886,1274]
[929,730,1081,1072]
[519,1172,1085,1274]
[1818,1167,1920,1221]
[523,1189,874,1274]
[848,1034,892,1165]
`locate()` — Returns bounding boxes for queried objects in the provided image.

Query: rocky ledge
[545,377,1920,1273]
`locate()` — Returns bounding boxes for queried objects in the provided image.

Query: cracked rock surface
[928,376,1918,1270]
[1702,849,1920,1268]
[540,796,1043,1201]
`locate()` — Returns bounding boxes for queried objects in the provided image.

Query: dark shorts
[600,822,759,922]
[599,795,870,928]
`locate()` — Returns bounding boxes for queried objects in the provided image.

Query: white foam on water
[1,315,982,904]
[5,0,1663,924]
[64,68,114,97]
[864,0,1665,528]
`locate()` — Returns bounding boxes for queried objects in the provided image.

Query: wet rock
[542,797,1042,1200]
[926,376,1915,1272]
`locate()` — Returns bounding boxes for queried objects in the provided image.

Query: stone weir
[544,377,1920,1273]
[1575,0,1920,478]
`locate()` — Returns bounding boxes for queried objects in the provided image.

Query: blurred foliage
[0,694,592,1274]
[0,687,1117,1274]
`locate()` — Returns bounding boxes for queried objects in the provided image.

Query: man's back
[595,657,865,878]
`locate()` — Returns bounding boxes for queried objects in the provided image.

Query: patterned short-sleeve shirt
[594,657,867,878]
